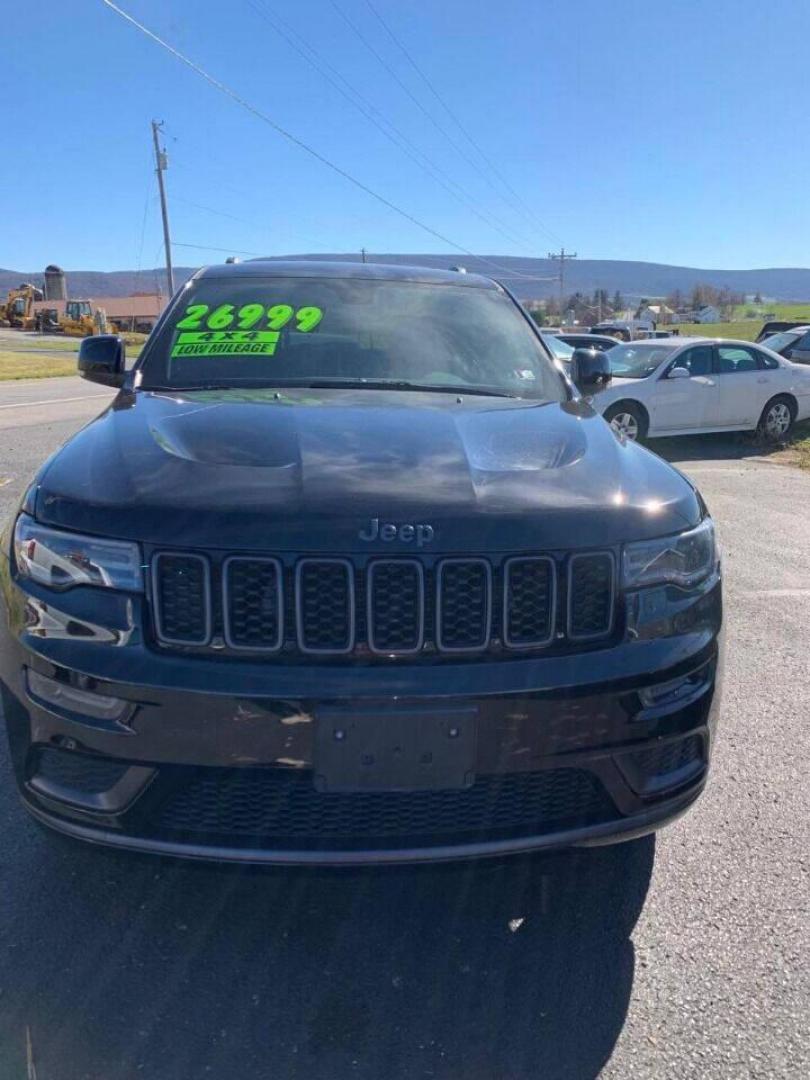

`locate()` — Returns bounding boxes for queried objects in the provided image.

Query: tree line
[531,283,751,325]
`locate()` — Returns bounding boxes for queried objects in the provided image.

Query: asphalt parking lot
[0,378,807,1079]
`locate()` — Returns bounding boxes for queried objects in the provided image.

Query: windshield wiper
[142,379,522,398]
[143,384,243,392]
[299,379,519,398]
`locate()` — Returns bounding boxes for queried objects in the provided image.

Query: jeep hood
[35,387,701,552]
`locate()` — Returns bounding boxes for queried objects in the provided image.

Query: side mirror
[668,366,690,380]
[570,347,611,392]
[782,347,793,359]
[78,335,126,387]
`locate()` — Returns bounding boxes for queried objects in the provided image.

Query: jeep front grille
[567,552,615,640]
[150,550,616,658]
[223,557,283,652]
[436,558,491,652]
[367,559,424,655]
[151,552,211,646]
[503,556,556,648]
[296,559,355,655]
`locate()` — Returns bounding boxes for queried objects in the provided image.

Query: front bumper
[0,565,723,865]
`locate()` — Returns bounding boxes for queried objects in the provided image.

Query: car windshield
[541,334,574,360]
[758,330,801,353]
[139,275,565,401]
[608,343,676,378]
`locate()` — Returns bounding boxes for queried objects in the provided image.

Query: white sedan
[590,337,810,441]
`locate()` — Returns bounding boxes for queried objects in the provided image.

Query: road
[0,328,83,362]
[0,378,807,1079]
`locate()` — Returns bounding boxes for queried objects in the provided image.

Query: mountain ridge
[3,255,810,303]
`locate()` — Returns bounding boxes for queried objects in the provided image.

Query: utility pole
[151,120,174,296]
[547,247,577,322]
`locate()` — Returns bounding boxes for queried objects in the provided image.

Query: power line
[363,0,565,247]
[100,0,486,257]
[99,0,559,284]
[172,242,558,286]
[173,196,249,223]
[174,241,268,257]
[331,0,562,247]
[243,0,532,253]
[132,155,154,293]
[548,247,578,311]
[329,2,502,201]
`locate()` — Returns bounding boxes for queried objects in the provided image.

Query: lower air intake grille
[35,749,130,794]
[631,735,703,778]
[153,767,616,848]
[152,553,210,645]
[568,552,615,640]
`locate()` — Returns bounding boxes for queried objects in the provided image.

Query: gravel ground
[0,382,807,1079]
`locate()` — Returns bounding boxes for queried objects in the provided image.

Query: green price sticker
[170,330,280,358]
[174,302,323,334]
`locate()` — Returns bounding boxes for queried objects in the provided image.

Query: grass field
[731,302,810,321]
[0,352,77,380]
[793,421,810,470]
[669,302,810,342]
[668,320,759,340]
[0,331,145,380]
[2,336,84,354]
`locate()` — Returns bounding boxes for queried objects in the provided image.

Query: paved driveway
[0,382,807,1079]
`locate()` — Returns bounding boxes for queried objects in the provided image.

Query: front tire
[604,402,648,442]
[757,395,795,443]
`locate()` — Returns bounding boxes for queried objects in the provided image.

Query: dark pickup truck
[0,261,722,865]
[756,319,810,343]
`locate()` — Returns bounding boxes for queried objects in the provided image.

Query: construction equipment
[62,300,96,337]
[2,268,115,335]
[33,301,112,336]
[0,284,44,328]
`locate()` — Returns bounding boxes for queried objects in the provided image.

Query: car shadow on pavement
[649,431,787,464]
[0,807,654,1080]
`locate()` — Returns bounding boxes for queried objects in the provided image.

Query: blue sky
[2,0,808,273]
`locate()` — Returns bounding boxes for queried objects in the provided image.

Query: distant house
[673,305,722,324]
[637,303,675,326]
[693,305,721,323]
[31,294,165,333]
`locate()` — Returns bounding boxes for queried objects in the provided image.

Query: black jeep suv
[0,261,722,864]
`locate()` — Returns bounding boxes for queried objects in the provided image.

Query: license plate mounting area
[313,707,478,793]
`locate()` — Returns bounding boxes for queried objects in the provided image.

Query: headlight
[14,514,143,592]
[622,518,717,590]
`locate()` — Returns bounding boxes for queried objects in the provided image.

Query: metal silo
[44,264,67,301]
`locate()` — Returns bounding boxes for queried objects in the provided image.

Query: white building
[693,305,721,323]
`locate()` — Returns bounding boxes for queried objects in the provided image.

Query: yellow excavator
[0,284,44,329]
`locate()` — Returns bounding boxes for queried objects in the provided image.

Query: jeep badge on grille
[359,518,435,546]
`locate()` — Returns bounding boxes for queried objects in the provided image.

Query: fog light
[638,669,708,709]
[27,670,127,722]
